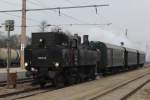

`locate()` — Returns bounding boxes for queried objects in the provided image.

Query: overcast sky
[0,0,150,60]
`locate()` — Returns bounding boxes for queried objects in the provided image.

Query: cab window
[39,38,46,48]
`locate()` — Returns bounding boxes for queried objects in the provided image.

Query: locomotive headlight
[39,38,43,42]
[25,62,28,67]
[54,62,59,68]
[31,67,35,71]
[31,67,38,72]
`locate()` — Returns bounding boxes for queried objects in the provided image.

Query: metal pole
[7,26,10,88]
[20,0,26,69]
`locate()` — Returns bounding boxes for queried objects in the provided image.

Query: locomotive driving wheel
[40,81,46,88]
[89,67,96,80]
[53,73,65,88]
[39,77,47,88]
[65,68,81,85]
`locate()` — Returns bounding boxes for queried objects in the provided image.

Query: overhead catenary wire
[28,0,96,24]
[0,0,42,24]
[0,0,110,28]
[27,0,40,6]
[30,0,108,24]
[0,23,111,28]
[0,0,89,27]
[0,0,49,24]
[0,0,109,25]
[63,0,76,6]
[0,12,40,23]
[0,0,20,6]
[29,1,109,24]
[0,4,109,13]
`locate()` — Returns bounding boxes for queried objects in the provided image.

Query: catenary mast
[20,0,27,68]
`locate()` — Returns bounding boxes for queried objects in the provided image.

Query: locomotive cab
[31,32,69,69]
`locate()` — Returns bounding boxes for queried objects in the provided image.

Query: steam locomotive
[25,32,145,87]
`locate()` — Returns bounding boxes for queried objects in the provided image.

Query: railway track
[0,78,33,87]
[0,77,55,100]
[14,66,150,100]
[121,80,150,100]
[1,66,150,100]
[90,69,150,100]
[0,84,55,100]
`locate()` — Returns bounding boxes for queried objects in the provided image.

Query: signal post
[5,20,14,88]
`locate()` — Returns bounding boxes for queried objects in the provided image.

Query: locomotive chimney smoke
[83,35,89,46]
[87,28,145,52]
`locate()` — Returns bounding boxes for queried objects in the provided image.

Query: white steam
[85,28,145,52]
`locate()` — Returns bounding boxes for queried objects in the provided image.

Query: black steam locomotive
[25,32,145,87]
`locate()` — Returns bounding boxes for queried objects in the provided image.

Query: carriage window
[39,38,46,48]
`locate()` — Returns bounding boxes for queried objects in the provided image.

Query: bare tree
[51,26,62,32]
[39,20,48,32]
[0,34,22,49]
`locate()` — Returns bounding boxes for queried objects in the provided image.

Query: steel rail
[90,71,150,100]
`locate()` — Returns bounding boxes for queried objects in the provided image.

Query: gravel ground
[18,66,150,100]
[128,81,150,100]
[95,74,150,100]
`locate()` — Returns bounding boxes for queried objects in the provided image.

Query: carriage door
[107,48,113,67]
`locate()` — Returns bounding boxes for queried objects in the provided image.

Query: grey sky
[0,0,150,60]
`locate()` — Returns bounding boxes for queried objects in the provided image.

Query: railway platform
[0,67,27,82]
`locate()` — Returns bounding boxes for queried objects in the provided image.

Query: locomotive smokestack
[74,34,78,39]
[83,35,89,46]
[78,36,81,45]
[74,34,81,44]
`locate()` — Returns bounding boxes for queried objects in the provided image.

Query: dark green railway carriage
[138,51,145,66]
[124,48,138,67]
[90,42,125,72]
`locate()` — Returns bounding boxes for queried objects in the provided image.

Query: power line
[27,0,57,18]
[27,0,93,24]
[0,1,110,27]
[25,4,110,12]
[1,12,20,18]
[27,0,41,7]
[0,0,20,6]
[0,1,109,24]
[26,1,109,24]
[0,4,109,13]
[0,12,40,23]
[27,0,84,23]
[0,0,41,23]
[63,0,76,6]
[0,23,111,27]
[31,0,47,7]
